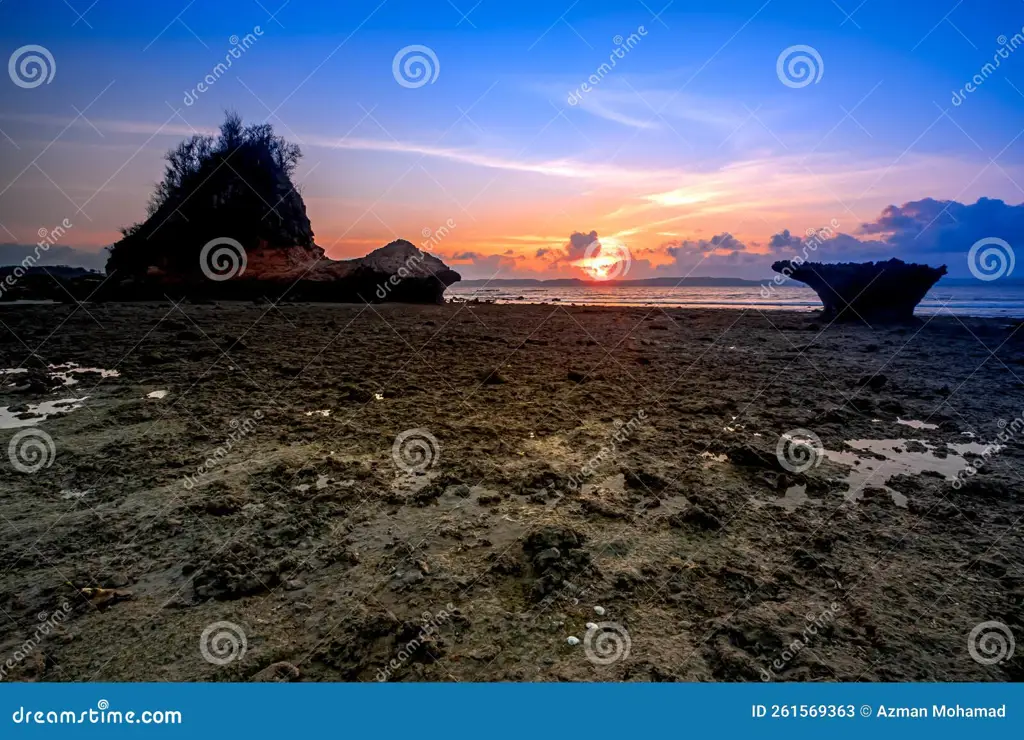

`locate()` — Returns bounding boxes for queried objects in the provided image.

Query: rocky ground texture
[0,302,1022,682]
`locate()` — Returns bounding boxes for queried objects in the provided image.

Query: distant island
[458,277,765,287]
[456,275,1017,288]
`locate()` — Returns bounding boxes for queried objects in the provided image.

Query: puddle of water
[896,418,938,430]
[48,363,120,387]
[0,397,89,429]
[824,438,990,507]
[773,483,811,512]
[147,390,168,399]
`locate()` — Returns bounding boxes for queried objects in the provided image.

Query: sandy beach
[0,301,1021,682]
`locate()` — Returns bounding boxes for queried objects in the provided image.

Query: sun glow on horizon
[572,237,632,281]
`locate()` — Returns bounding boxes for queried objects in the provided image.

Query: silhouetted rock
[97,113,459,303]
[771,258,947,322]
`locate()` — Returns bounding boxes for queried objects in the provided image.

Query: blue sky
[1,0,1022,278]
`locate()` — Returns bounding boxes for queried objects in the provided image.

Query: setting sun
[573,237,632,281]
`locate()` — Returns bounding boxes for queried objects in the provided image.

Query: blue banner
[0,684,1019,737]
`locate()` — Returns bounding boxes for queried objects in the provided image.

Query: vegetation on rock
[107,112,312,276]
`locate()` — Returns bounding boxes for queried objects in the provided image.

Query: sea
[447,283,1024,319]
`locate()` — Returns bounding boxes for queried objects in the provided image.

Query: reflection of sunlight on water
[446,285,1024,318]
[0,397,89,429]
[774,483,809,511]
[47,363,120,386]
[896,418,938,430]
[825,438,991,507]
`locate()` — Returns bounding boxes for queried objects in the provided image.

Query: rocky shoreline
[0,303,1021,681]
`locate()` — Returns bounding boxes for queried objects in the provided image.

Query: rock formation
[771,258,947,321]
[102,239,460,304]
[97,113,459,303]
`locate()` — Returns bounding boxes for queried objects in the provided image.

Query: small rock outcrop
[771,258,947,321]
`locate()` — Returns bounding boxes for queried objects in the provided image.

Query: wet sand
[0,302,1022,681]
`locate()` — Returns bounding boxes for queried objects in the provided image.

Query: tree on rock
[107,112,313,277]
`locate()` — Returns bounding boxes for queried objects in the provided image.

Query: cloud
[567,231,599,260]
[444,250,523,279]
[768,229,803,251]
[764,198,1024,276]
[856,197,1024,255]
[664,232,745,257]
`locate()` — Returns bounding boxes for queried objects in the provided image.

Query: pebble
[567,636,580,646]
[586,622,598,630]
[594,606,606,616]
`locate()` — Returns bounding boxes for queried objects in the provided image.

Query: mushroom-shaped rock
[771,258,947,322]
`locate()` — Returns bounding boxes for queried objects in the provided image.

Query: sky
[0,0,1023,280]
